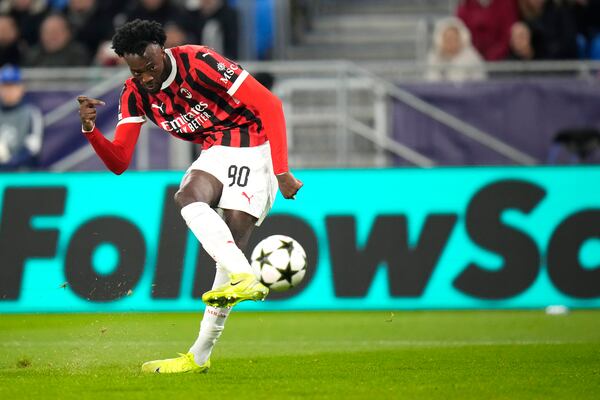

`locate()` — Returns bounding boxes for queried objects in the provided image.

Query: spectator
[0,65,43,170]
[290,0,312,45]
[426,17,486,83]
[100,0,127,19]
[518,0,579,59]
[0,0,49,48]
[24,13,91,67]
[457,0,519,61]
[506,22,537,60]
[122,0,188,28]
[187,0,240,59]
[93,40,123,66]
[0,15,24,66]
[63,0,114,56]
[164,21,192,48]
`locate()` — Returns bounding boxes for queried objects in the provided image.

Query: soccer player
[77,19,302,374]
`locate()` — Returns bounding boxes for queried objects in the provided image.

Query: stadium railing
[22,60,600,171]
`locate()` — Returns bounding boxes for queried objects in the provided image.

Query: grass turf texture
[1,311,599,399]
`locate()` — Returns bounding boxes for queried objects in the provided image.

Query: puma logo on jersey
[151,103,165,113]
[242,192,254,204]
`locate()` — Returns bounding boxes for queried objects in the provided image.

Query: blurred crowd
[0,0,242,170]
[2,0,600,170]
[426,0,600,82]
[0,0,240,69]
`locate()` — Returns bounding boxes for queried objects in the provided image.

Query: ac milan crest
[180,87,192,99]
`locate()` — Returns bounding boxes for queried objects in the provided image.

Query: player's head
[112,19,168,94]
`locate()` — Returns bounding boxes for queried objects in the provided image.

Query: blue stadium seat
[590,34,600,60]
[577,34,588,59]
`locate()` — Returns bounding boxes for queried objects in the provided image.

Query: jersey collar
[161,48,177,91]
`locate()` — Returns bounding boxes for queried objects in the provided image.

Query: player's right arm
[77,92,143,175]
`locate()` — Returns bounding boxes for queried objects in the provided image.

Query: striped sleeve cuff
[116,116,146,126]
[227,70,249,96]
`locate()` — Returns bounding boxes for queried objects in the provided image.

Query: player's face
[124,44,169,94]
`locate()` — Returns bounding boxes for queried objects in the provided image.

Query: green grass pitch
[1,310,599,399]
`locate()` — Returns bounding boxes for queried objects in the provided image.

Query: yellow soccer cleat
[141,352,210,374]
[202,272,269,308]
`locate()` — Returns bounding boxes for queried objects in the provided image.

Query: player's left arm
[194,46,302,199]
[233,75,303,199]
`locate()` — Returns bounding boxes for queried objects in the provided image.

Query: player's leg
[175,170,256,276]
[188,209,258,365]
[142,150,270,373]
[188,264,230,365]
[177,165,267,309]
[175,169,222,207]
[200,209,268,307]
[142,176,262,373]
[222,208,259,249]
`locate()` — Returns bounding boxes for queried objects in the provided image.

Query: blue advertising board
[0,167,599,312]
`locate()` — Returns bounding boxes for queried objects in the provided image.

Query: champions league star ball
[250,235,307,292]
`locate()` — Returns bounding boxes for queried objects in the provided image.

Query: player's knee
[174,186,218,210]
[174,188,199,209]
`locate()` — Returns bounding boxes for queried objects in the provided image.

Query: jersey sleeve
[117,81,146,126]
[192,46,249,97]
[83,122,142,175]
[233,73,289,175]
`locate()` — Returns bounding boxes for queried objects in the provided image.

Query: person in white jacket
[426,16,487,82]
[0,64,43,170]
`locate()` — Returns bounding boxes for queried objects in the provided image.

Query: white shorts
[183,142,278,226]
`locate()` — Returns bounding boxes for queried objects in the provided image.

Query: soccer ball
[250,235,307,292]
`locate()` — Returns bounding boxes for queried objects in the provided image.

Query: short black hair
[112,19,167,57]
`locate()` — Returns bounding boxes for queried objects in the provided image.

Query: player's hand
[277,171,303,199]
[77,96,105,132]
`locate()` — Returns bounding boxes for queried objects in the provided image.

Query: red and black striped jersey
[117,45,266,149]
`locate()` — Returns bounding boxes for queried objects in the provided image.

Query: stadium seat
[590,34,600,60]
[577,34,588,59]
[547,128,600,164]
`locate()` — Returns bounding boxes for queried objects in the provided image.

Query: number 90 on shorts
[228,165,250,187]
